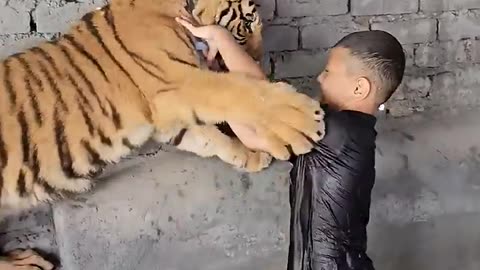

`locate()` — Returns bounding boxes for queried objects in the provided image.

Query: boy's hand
[229,122,270,153]
[175,15,227,65]
[175,14,222,41]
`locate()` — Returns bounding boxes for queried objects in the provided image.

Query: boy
[177,15,406,270]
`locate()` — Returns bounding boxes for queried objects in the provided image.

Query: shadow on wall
[370,212,480,270]
[367,108,480,270]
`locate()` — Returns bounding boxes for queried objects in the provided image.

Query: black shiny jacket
[287,107,378,270]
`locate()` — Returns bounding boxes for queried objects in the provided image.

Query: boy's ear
[353,77,372,100]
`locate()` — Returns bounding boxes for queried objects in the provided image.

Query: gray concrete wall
[1,0,480,269]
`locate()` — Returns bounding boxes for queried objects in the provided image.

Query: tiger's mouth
[210,49,261,73]
[212,53,228,72]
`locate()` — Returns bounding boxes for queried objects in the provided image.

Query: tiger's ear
[245,20,264,62]
[192,0,221,25]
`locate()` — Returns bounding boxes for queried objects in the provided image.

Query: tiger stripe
[192,111,205,125]
[37,179,57,196]
[171,128,187,146]
[106,98,122,130]
[17,170,27,197]
[31,148,41,184]
[63,34,110,82]
[78,104,95,136]
[82,12,140,89]
[165,51,196,67]
[17,109,31,164]
[15,54,44,92]
[58,44,110,117]
[122,138,135,150]
[53,108,80,179]
[103,7,169,84]
[31,47,62,77]
[156,87,177,94]
[237,1,246,19]
[217,1,232,23]
[31,149,57,196]
[25,77,43,126]
[66,74,93,112]
[235,24,247,44]
[0,123,6,167]
[3,60,17,110]
[36,60,69,112]
[97,128,113,146]
[81,140,107,169]
[172,27,196,54]
[0,123,6,201]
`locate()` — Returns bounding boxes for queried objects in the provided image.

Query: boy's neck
[327,102,377,116]
[345,103,377,115]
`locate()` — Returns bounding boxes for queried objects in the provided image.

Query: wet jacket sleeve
[287,111,376,270]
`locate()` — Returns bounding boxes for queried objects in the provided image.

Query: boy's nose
[317,73,324,83]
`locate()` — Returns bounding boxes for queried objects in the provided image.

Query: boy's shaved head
[333,30,406,104]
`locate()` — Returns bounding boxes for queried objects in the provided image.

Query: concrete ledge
[53,149,292,270]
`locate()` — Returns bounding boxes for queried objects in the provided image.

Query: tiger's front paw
[254,82,325,160]
[244,151,273,172]
[231,150,272,173]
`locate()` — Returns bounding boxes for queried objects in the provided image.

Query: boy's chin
[320,99,342,111]
[319,96,334,106]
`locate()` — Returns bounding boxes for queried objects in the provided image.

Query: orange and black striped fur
[0,0,325,212]
[193,0,264,62]
[0,0,325,268]
[0,0,325,214]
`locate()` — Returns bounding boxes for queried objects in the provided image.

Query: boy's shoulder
[318,108,351,151]
[310,105,377,154]
[290,105,377,171]
[323,105,377,135]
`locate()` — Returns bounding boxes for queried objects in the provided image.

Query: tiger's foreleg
[152,69,325,161]
[155,124,272,172]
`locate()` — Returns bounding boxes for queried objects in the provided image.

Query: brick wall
[1,0,480,116]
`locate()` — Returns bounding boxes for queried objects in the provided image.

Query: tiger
[0,0,325,268]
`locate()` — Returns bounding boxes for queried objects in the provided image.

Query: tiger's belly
[0,123,156,210]
[79,123,155,171]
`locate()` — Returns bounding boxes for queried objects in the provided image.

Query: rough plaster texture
[53,149,291,270]
[1,0,480,269]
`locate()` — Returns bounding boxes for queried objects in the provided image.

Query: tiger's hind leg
[0,249,54,270]
[155,125,272,172]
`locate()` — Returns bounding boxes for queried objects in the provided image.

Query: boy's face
[317,47,371,110]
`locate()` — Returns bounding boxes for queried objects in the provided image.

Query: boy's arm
[176,15,269,151]
[208,29,270,151]
[175,15,266,80]
[212,30,266,80]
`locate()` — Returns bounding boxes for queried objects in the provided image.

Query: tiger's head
[193,0,264,62]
